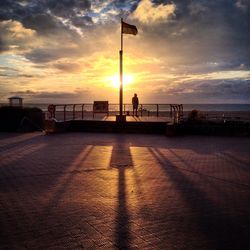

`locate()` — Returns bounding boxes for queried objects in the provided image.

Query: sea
[1,103,250,112]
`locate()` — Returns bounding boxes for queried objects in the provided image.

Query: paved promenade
[0,133,250,249]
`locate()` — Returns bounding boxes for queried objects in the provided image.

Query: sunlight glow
[108,74,134,88]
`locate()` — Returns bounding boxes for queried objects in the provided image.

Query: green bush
[0,106,44,132]
[188,109,206,122]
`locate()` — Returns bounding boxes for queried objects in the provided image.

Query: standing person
[132,93,139,117]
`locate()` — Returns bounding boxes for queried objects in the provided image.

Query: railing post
[82,104,84,119]
[157,104,159,117]
[64,105,66,121]
[73,104,76,120]
[140,104,143,117]
[174,106,176,123]
[177,105,180,123]
[180,104,183,121]
[172,106,175,123]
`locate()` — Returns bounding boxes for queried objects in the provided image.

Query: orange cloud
[131,0,176,24]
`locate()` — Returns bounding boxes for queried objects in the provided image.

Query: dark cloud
[0,0,91,20]
[0,73,34,78]
[35,91,82,99]
[24,41,85,63]
[9,90,36,96]
[21,13,61,34]
[0,37,8,52]
[19,74,34,78]
[0,66,38,78]
[71,15,93,27]
[150,79,250,103]
[0,0,91,34]
[135,0,250,71]
[0,0,95,62]
[24,48,65,63]
[181,80,250,100]
[53,62,83,72]
[0,66,18,72]
[197,80,250,99]
[0,0,24,21]
[46,0,91,17]
[9,89,91,102]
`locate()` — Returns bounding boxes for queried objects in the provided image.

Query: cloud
[0,64,41,79]
[8,89,91,103]
[0,0,27,21]
[47,0,91,18]
[235,0,250,12]
[0,66,18,72]
[24,48,70,63]
[131,0,176,24]
[71,15,93,27]
[146,79,250,103]
[0,20,36,53]
[134,0,250,72]
[21,13,63,34]
[53,62,83,73]
[23,35,94,63]
[1,0,250,104]
[9,90,36,96]
[188,2,208,16]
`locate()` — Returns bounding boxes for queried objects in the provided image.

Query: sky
[0,0,250,104]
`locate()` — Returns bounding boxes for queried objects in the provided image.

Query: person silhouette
[132,93,139,117]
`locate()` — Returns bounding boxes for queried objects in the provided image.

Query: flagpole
[119,18,123,116]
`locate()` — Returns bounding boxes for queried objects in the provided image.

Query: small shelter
[8,96,23,107]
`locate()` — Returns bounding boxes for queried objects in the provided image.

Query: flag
[122,21,138,35]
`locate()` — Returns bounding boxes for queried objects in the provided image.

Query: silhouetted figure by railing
[132,93,139,117]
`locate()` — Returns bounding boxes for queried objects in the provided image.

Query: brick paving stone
[0,132,250,249]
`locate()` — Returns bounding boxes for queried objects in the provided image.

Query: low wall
[176,121,250,136]
[45,119,167,134]
[44,119,250,136]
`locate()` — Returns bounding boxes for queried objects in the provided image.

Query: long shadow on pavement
[219,152,250,173]
[149,147,250,250]
[110,137,134,249]
[0,133,43,153]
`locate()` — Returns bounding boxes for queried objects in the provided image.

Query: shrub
[188,109,206,122]
[0,106,44,132]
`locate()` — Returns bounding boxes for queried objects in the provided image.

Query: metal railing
[46,103,184,123]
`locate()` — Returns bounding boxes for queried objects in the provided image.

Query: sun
[108,74,134,88]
